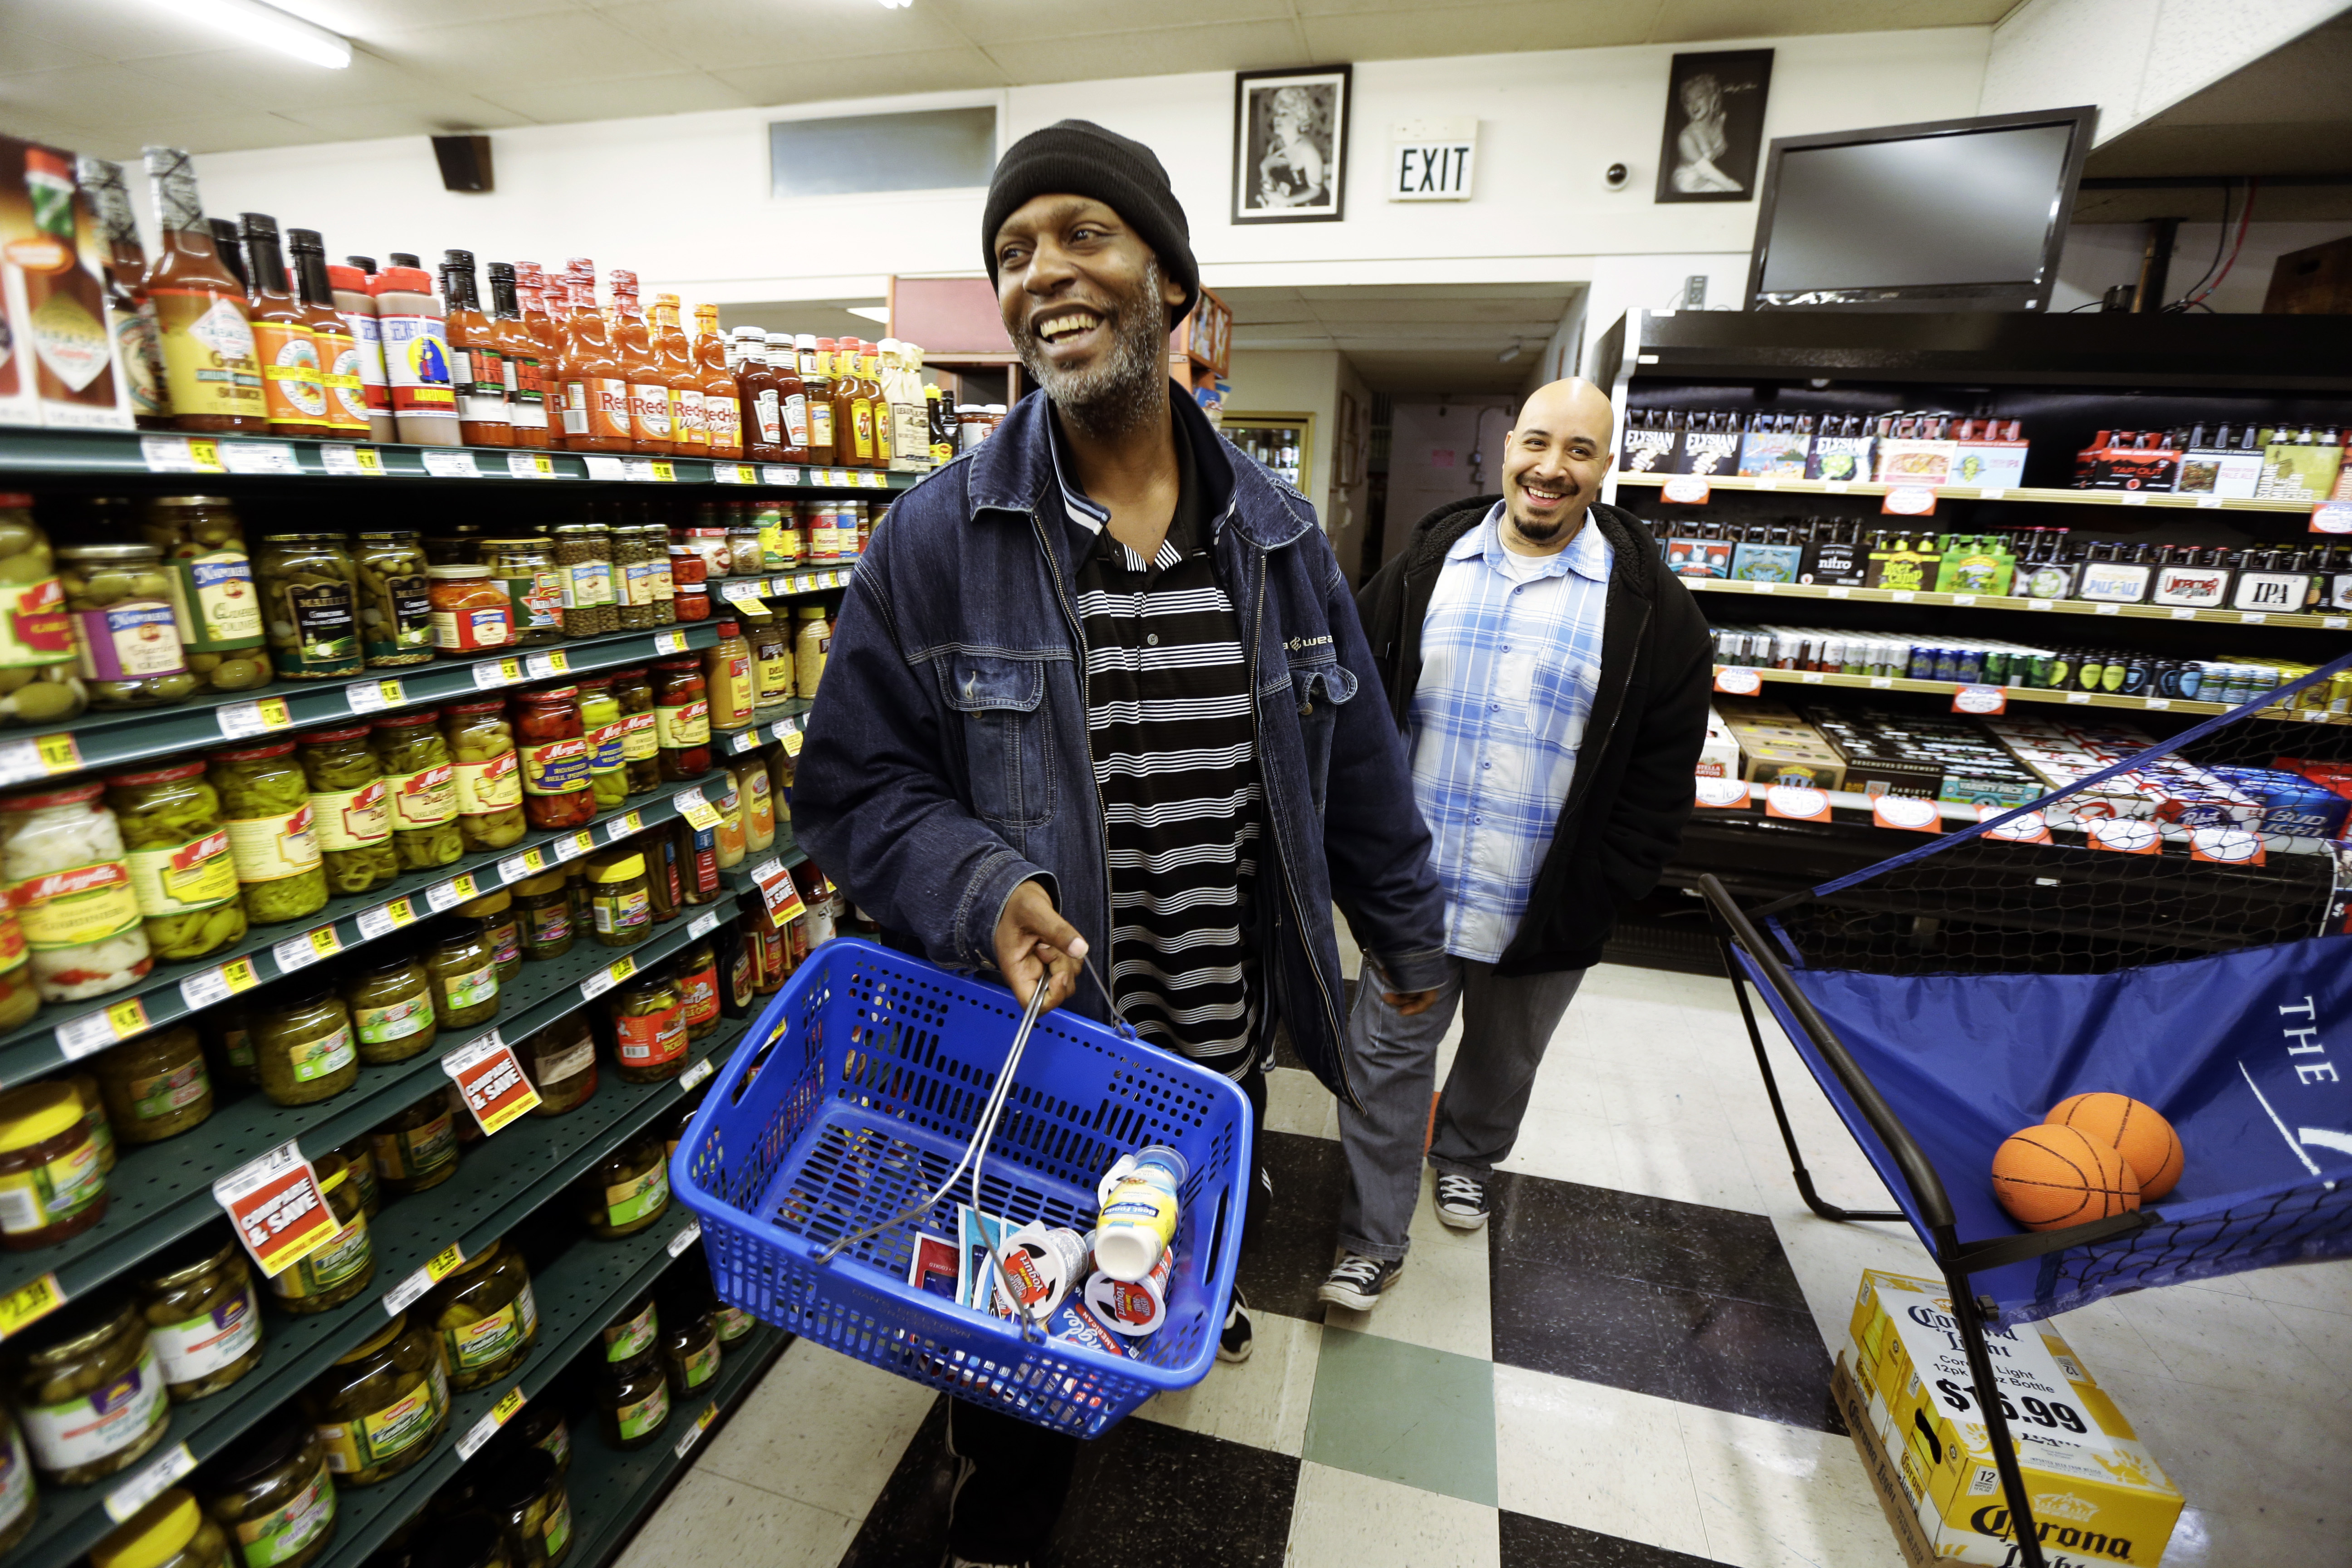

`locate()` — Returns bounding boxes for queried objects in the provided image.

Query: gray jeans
[1336,955,1587,1260]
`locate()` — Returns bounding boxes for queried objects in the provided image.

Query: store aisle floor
[620,960,2352,1568]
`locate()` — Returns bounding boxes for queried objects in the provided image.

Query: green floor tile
[1301,1326,1498,1507]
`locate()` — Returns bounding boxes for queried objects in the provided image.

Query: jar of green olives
[256,533,362,680]
[340,953,437,1063]
[424,921,500,1030]
[59,544,199,710]
[442,700,526,853]
[294,726,397,896]
[208,741,329,926]
[368,712,461,871]
[105,762,247,962]
[0,495,87,729]
[138,496,271,694]
[252,985,357,1106]
[354,531,434,669]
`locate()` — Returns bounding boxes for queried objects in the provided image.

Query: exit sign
[1388,118,1476,201]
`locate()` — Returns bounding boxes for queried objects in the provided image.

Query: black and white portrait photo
[1655,49,1772,204]
[1233,64,1350,224]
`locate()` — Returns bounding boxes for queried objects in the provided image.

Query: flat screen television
[1743,105,2096,313]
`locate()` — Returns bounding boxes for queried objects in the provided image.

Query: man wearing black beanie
[794,119,1448,1568]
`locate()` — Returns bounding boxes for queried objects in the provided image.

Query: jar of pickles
[609,971,685,1082]
[514,687,595,830]
[369,1091,459,1197]
[326,1139,379,1218]
[575,676,628,810]
[578,1131,668,1239]
[105,762,246,962]
[608,666,661,794]
[552,524,615,637]
[140,495,270,694]
[254,986,358,1106]
[584,848,650,948]
[0,781,154,1002]
[340,953,437,1063]
[268,1152,373,1314]
[443,699,526,851]
[92,1024,213,1144]
[425,921,500,1029]
[300,1313,446,1488]
[459,889,522,983]
[651,659,710,780]
[0,494,89,729]
[208,742,329,927]
[295,726,397,896]
[518,1013,595,1116]
[514,870,573,961]
[355,530,435,668]
[369,712,462,870]
[59,544,200,710]
[8,1298,168,1484]
[133,1235,261,1402]
[255,533,363,680]
[417,1239,536,1392]
[201,1420,337,1568]
[480,534,564,647]
[483,1446,568,1568]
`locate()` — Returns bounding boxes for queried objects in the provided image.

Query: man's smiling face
[1501,379,1616,551]
[993,194,1186,438]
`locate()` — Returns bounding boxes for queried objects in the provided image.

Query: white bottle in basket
[1094,1146,1186,1283]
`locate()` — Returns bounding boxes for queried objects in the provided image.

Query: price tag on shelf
[1751,581,1776,594]
[1890,590,1915,603]
[318,444,386,478]
[424,873,478,912]
[346,678,406,715]
[581,955,637,1001]
[1949,594,1976,607]
[1800,671,1825,684]
[0,732,80,789]
[865,471,887,489]
[678,1054,716,1092]
[495,848,548,883]
[103,1442,196,1523]
[672,787,722,831]
[421,449,480,479]
[471,657,524,690]
[442,1029,541,1134]
[507,452,558,479]
[651,460,676,482]
[272,925,342,973]
[2314,501,2352,534]
[380,1243,467,1316]
[607,811,645,841]
[1763,785,1832,823]
[1659,476,1710,505]
[355,897,417,941]
[55,996,149,1061]
[2170,607,2198,620]
[1712,667,1762,696]
[1979,486,2006,502]
[686,912,721,945]
[750,858,806,922]
[2065,691,2094,705]
[1751,475,1778,490]
[726,729,759,755]
[622,458,654,482]
[220,441,302,476]
[456,1387,529,1463]
[829,468,853,487]
[178,956,260,1011]
[523,650,569,680]
[2325,616,2350,630]
[140,434,224,474]
[2095,603,2121,615]
[1868,676,1895,689]
[2196,492,2225,510]
[674,1401,719,1458]
[2027,598,2056,612]
[582,455,626,480]
[1870,796,1944,835]
[2121,491,2149,506]
[1825,586,1850,599]
[211,1141,338,1279]
[765,466,801,486]
[779,726,804,758]
[2242,611,2268,624]
[2146,696,2172,710]
[1692,776,1750,810]
[1882,485,1936,517]
[0,1274,65,1342]
[654,629,691,655]
[1952,685,2008,715]
[1823,480,1850,493]
[714,464,754,485]
[556,829,597,861]
[217,696,294,740]
[668,1220,703,1258]
[720,581,764,605]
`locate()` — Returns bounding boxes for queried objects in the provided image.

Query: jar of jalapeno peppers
[575,676,628,811]
[104,763,245,962]
[294,726,397,897]
[442,699,526,852]
[206,743,328,927]
[608,666,662,794]
[368,712,461,871]
[255,534,362,680]
[513,687,595,831]
[354,530,434,669]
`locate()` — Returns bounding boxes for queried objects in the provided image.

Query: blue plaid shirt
[1409,503,1613,962]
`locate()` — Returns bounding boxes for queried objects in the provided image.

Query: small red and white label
[1951,685,2007,715]
[1977,807,2052,845]
[2311,501,2352,535]
[1660,476,1711,505]
[2087,818,2163,856]
[211,1142,338,1279]
[1870,796,1942,834]
[441,1030,542,1134]
[2189,827,2266,865]
[1693,776,1751,809]
[1882,485,1937,516]
[1714,666,1763,696]
[1763,785,1832,822]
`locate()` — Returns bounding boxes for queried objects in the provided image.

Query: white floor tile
[614,1468,862,1568]
[1498,1105,1623,1191]
[1491,1364,1712,1559]
[1267,1065,1340,1142]
[692,1339,939,1514]
[1327,1167,1491,1359]
[1676,1402,1892,1568]
[2264,1298,2352,1400]
[1284,1461,1501,1568]
[2107,1287,2339,1398]
[1140,1310,1322,1456]
[2235,1255,2352,1316]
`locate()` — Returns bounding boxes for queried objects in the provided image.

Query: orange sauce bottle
[819,338,856,469]
[518,263,566,446]
[608,270,671,456]
[238,213,329,439]
[797,334,833,468]
[288,227,367,440]
[862,343,892,469]
[736,329,783,464]
[768,332,808,463]
[652,294,706,455]
[441,250,511,448]
[555,264,631,453]
[142,149,265,434]
[694,304,742,461]
[489,262,547,450]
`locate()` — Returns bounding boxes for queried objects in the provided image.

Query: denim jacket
[791,386,1447,1107]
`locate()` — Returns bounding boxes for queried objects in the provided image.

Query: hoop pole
[1940,1264,2049,1568]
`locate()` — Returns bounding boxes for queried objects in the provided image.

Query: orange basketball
[1990,1123,2141,1232]
[2048,1092,2183,1200]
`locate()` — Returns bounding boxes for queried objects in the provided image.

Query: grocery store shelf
[0,890,751,1307]
[1708,664,2351,724]
[1681,576,2352,630]
[0,765,767,1088]
[1612,469,2328,514]
[7,1011,758,1568]
[566,1326,792,1568]
[0,426,926,491]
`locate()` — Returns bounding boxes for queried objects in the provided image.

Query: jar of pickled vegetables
[662,1302,721,1398]
[268,1152,372,1314]
[59,544,200,710]
[326,1139,380,1218]
[458,889,521,983]
[104,763,246,963]
[609,529,661,632]
[418,1239,537,1392]
[0,782,153,1002]
[610,971,685,1082]
[442,699,526,852]
[584,849,650,948]
[208,1006,258,1090]
[575,676,628,811]
[368,1090,459,1197]
[673,581,709,623]
[340,953,437,1063]
[673,937,720,1041]
[201,1420,337,1568]
[369,712,462,871]
[514,870,573,962]
[207,742,329,927]
[255,533,363,680]
[0,1081,108,1249]
[294,726,397,896]
[67,1072,115,1175]
[608,666,661,794]
[355,530,435,668]
[424,921,500,1029]
[518,1013,595,1116]
[552,524,615,637]
[255,986,357,1106]
[300,1312,446,1488]
[133,1234,261,1402]
[426,566,512,654]
[140,495,270,695]
[8,1298,167,1484]
[0,494,88,729]
[0,903,38,1032]
[578,1131,668,1239]
[480,535,564,647]
[90,1488,230,1568]
[513,687,594,831]
[651,659,710,780]
[93,1024,213,1144]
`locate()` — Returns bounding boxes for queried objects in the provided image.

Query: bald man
[1323,380,1712,1306]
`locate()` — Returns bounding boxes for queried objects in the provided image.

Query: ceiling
[0,0,2016,157]
[1221,282,1580,395]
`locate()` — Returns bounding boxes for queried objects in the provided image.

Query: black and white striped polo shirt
[1054,412,1261,1080]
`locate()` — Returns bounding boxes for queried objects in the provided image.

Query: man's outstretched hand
[993,879,1087,1013]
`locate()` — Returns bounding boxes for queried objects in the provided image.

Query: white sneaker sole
[1317,1271,1399,1313]
[1434,1205,1490,1232]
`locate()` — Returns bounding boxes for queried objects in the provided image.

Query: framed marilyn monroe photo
[1233,65,1351,224]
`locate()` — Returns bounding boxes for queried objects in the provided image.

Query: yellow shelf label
[34,733,79,775]
[0,1274,64,1340]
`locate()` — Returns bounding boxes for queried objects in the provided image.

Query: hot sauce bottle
[556,265,632,454]
[768,330,808,463]
[862,342,892,469]
[141,146,265,434]
[652,294,706,456]
[804,337,838,470]
[488,263,547,451]
[609,270,671,456]
[518,262,566,446]
[75,155,168,428]
[736,331,782,464]
[441,250,511,448]
[288,228,368,440]
[693,304,742,461]
[237,213,329,438]
[827,338,866,468]
[331,255,396,443]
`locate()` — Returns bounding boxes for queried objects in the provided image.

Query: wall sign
[1388,118,1476,201]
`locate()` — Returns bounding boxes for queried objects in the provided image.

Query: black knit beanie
[983,119,1198,323]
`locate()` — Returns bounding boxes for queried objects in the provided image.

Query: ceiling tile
[0,21,107,75]
[281,92,533,140]
[364,10,693,95]
[593,0,975,72]
[298,0,586,34]
[102,109,324,157]
[1646,0,2009,44]
[980,19,1312,83]
[1297,3,1661,60]
[713,46,1008,106]
[0,0,286,64]
[935,0,1298,48]
[111,45,453,113]
[485,70,753,122]
[0,62,228,126]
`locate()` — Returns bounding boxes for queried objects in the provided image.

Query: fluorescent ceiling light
[846,304,891,324]
[877,0,912,9]
[168,0,353,69]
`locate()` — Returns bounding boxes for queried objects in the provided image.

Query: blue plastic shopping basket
[671,938,1254,1437]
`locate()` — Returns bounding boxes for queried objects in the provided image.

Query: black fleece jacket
[1354,496,1713,975]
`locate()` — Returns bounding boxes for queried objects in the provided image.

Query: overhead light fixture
[1496,340,1524,363]
[846,304,892,324]
[169,0,353,67]
[876,0,912,9]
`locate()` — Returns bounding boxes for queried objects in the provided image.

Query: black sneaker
[1434,1173,1490,1231]
[1318,1253,1403,1312]
[1218,1287,1253,1363]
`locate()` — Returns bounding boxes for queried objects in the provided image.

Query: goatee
[1011,258,1170,441]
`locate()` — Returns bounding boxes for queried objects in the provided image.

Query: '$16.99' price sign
[210,1142,339,1279]
[441,1031,542,1135]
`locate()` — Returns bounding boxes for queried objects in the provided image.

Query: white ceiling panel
[711,46,1007,105]
[1647,0,2011,42]
[363,11,693,93]
[487,70,755,122]
[278,93,532,143]
[940,0,1301,47]
[980,19,1315,84]
[596,0,974,71]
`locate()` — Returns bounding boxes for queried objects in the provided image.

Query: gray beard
[1012,259,1169,441]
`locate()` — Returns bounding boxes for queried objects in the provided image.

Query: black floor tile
[1044,1418,1300,1568]
[1490,1256,1681,1389]
[1489,1172,1808,1313]
[835,1397,955,1568]
[1653,1286,1844,1435]
[1237,1128,1349,1320]
[1499,1511,1733,1567]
